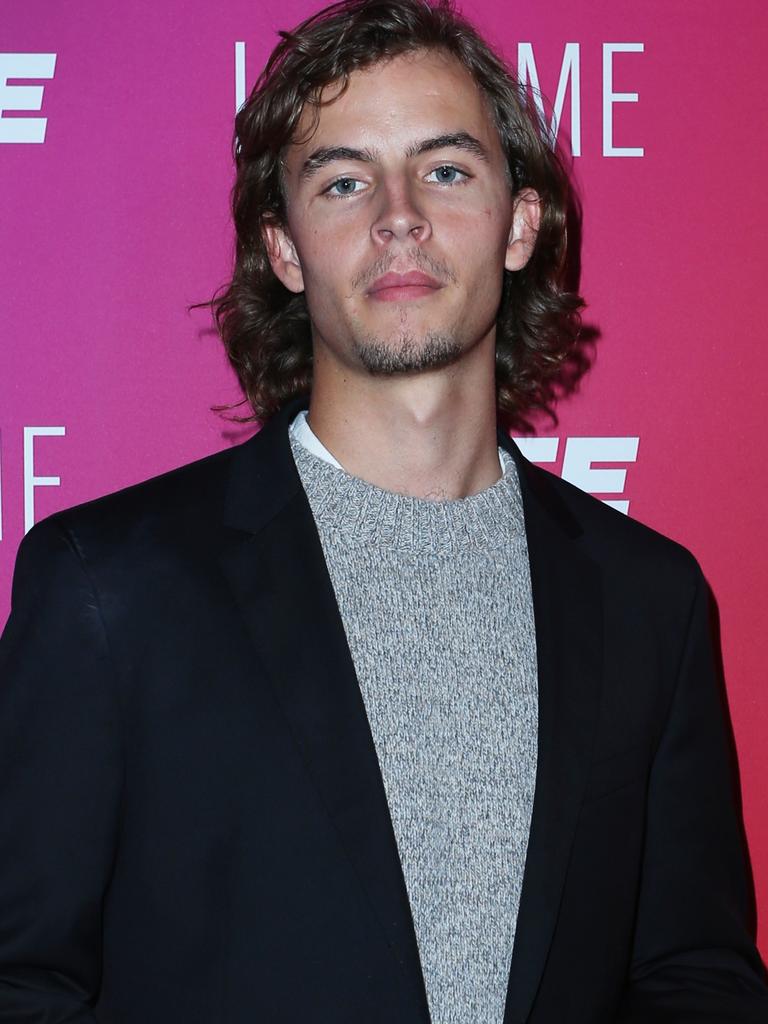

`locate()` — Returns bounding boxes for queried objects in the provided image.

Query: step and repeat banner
[3,0,767,955]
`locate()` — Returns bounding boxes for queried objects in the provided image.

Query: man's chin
[351,330,465,376]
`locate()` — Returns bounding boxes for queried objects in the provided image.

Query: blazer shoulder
[29,439,247,557]
[523,458,703,586]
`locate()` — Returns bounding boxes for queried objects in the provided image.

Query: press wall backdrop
[2,0,767,956]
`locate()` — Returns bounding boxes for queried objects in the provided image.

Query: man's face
[265,49,538,377]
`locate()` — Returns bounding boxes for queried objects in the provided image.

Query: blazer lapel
[217,396,430,1021]
[499,430,604,1023]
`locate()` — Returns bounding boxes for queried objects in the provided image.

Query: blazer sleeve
[0,517,123,1021]
[616,562,768,1023]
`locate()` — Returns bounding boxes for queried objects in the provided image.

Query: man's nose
[370,183,432,245]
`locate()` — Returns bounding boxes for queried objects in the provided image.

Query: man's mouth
[366,271,444,302]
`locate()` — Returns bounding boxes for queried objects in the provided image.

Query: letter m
[517,43,581,156]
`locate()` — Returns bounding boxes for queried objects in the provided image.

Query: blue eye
[326,177,364,197]
[427,165,468,184]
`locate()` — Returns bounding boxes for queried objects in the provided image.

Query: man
[1,0,766,1021]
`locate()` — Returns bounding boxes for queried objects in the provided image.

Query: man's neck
[304,377,502,502]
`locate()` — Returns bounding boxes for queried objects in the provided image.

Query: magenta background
[2,0,767,956]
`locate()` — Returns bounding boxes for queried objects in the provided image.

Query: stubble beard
[350,327,464,376]
[347,247,464,375]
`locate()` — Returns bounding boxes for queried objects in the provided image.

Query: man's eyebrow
[299,131,490,183]
[405,131,490,162]
[300,146,379,182]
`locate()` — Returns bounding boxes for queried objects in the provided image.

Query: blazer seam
[648,559,704,765]
[52,519,127,894]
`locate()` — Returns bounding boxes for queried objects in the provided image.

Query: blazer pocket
[581,740,650,804]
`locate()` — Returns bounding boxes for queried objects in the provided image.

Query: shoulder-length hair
[199,0,584,428]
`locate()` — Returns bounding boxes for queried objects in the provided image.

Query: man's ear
[261,218,305,293]
[504,188,541,272]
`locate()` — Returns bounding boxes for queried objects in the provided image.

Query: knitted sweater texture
[289,429,538,1024]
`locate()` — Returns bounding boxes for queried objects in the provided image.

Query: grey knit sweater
[288,423,538,1024]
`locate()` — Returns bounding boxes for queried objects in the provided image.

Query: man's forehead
[286,51,498,166]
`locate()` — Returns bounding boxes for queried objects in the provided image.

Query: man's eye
[426,165,469,184]
[325,177,365,198]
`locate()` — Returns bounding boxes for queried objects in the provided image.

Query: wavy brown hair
[197,0,585,427]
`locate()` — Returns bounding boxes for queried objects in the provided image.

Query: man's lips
[366,271,443,301]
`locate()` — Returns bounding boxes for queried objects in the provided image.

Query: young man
[1,0,766,1021]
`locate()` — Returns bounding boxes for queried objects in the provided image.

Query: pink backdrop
[3,0,767,957]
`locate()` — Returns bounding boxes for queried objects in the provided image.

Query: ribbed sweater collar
[288,428,525,554]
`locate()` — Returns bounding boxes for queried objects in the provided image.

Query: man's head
[211,0,583,426]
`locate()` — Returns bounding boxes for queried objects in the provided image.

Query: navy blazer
[1,393,767,1023]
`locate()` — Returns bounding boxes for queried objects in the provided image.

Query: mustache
[352,248,458,291]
